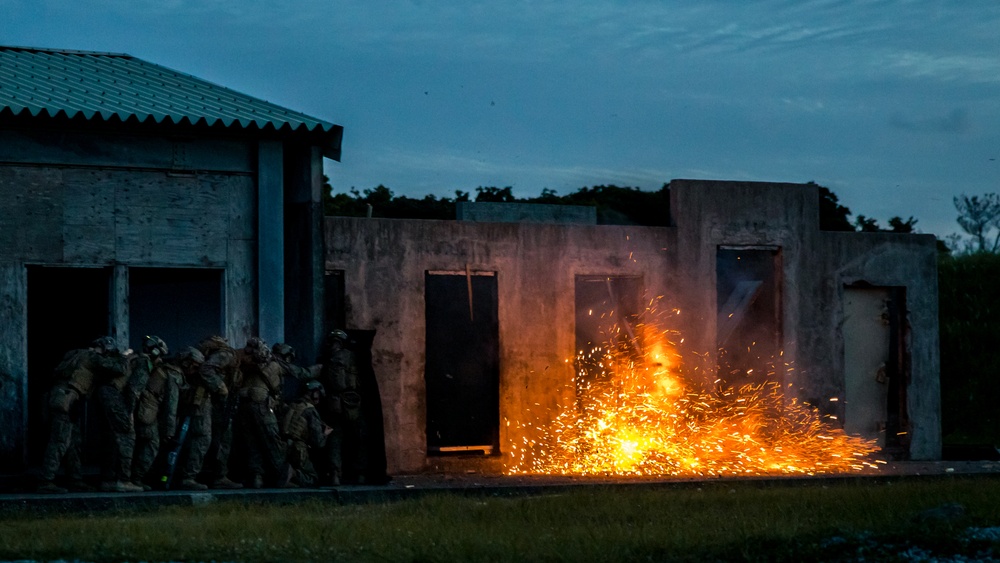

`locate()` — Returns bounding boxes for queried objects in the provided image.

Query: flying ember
[506,300,881,477]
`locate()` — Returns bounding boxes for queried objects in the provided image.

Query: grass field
[2,477,1000,562]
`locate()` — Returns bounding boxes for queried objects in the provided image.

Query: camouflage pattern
[39,384,84,482]
[273,345,319,403]
[41,346,125,483]
[319,341,366,483]
[172,348,213,482]
[197,336,241,483]
[279,398,328,487]
[96,383,135,483]
[238,339,287,484]
[131,362,182,484]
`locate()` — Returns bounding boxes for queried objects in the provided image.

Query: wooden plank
[0,167,64,262]
[0,263,27,465]
[0,130,255,173]
[111,265,129,351]
[226,240,256,346]
[227,175,256,240]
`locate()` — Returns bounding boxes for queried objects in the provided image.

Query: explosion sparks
[506,301,882,477]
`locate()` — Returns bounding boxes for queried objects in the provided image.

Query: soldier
[238,337,291,488]
[198,335,244,489]
[272,343,319,403]
[89,337,145,493]
[318,329,367,486]
[172,346,212,490]
[130,336,182,491]
[279,380,331,487]
[37,337,125,494]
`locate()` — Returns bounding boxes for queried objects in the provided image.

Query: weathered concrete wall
[328,180,941,474]
[669,180,819,385]
[809,232,941,459]
[325,217,675,473]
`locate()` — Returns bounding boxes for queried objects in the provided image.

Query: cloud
[881,51,1000,84]
[889,108,971,134]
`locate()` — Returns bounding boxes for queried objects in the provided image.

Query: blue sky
[3,0,998,238]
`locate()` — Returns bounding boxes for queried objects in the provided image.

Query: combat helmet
[143,335,168,358]
[177,346,205,368]
[327,329,349,344]
[304,379,325,397]
[272,342,296,362]
[244,337,272,363]
[91,336,118,354]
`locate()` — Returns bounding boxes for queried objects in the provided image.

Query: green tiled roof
[0,46,342,159]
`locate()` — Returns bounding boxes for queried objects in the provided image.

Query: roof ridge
[0,45,132,58]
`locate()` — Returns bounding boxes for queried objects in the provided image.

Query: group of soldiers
[38,329,367,493]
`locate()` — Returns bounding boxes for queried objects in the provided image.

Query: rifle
[161,415,191,490]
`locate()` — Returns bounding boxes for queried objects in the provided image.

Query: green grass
[2,477,1000,562]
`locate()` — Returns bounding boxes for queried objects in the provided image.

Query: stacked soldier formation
[36,330,368,493]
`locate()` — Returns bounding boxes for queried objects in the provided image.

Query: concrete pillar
[258,140,285,344]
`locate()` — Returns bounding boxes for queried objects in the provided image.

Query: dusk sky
[3,1,998,238]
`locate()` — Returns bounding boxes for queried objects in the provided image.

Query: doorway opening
[26,266,112,471]
[574,275,643,409]
[843,285,910,457]
[128,268,223,352]
[424,270,499,455]
[716,247,782,389]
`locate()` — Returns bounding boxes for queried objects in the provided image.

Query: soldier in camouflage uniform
[173,346,213,490]
[238,337,291,488]
[318,329,367,486]
[198,335,244,489]
[93,337,144,493]
[130,336,182,490]
[272,343,320,403]
[37,337,125,494]
[279,380,331,487]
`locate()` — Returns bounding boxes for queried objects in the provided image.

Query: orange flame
[506,300,880,477]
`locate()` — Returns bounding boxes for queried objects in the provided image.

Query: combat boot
[210,476,243,489]
[36,480,68,494]
[132,481,152,492]
[67,479,95,492]
[102,480,144,493]
[177,478,208,491]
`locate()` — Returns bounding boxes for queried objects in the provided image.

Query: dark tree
[887,216,918,233]
[954,194,1000,253]
[814,182,855,231]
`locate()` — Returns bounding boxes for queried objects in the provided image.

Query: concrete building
[0,46,340,474]
[326,180,941,474]
[0,46,941,481]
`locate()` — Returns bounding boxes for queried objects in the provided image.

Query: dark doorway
[716,247,782,388]
[574,276,643,407]
[424,271,499,455]
[575,276,643,354]
[128,268,223,353]
[26,266,112,471]
[324,269,346,334]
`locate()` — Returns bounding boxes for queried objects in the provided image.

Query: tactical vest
[53,349,96,397]
[280,400,314,441]
[241,359,283,403]
[136,364,170,425]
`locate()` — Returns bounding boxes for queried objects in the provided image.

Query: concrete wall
[327,179,941,474]
[325,217,674,473]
